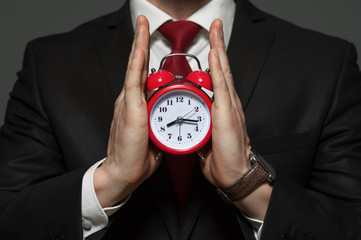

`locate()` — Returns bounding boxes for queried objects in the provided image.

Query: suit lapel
[228,0,275,111]
[97,0,133,102]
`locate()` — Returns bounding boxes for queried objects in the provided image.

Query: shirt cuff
[243,214,264,240]
[81,159,130,239]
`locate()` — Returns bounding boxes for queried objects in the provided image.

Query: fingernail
[155,152,163,162]
[197,150,205,163]
[218,20,223,38]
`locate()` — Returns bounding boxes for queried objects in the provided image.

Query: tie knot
[158,20,202,52]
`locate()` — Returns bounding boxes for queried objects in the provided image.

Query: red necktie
[158,21,202,223]
[158,20,202,78]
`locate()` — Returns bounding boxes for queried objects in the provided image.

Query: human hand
[94,16,161,208]
[201,19,272,220]
[201,19,252,188]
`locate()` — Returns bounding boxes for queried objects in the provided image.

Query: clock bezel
[148,84,212,155]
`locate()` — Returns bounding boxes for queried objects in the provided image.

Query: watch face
[148,85,212,154]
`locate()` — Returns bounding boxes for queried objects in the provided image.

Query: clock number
[178,136,182,141]
[188,100,191,105]
[195,126,199,132]
[168,133,172,139]
[187,133,192,139]
[158,117,163,122]
[197,116,202,122]
[159,107,167,113]
[176,96,184,103]
[160,126,165,132]
[195,106,199,112]
[167,100,173,106]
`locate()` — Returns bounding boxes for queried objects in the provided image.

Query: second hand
[182,106,197,118]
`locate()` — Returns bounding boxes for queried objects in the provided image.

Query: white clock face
[149,89,211,151]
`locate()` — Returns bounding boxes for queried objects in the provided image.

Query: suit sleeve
[261,43,361,240]
[0,42,86,239]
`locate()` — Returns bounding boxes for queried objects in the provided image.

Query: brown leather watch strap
[216,161,269,204]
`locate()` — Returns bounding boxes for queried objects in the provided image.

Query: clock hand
[182,107,198,118]
[167,119,178,127]
[182,119,199,123]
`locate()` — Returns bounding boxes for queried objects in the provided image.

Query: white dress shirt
[81,0,262,239]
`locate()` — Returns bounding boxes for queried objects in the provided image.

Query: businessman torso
[1,0,360,239]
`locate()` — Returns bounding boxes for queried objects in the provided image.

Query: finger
[208,48,231,109]
[127,39,136,70]
[124,48,145,106]
[135,16,150,90]
[127,16,149,69]
[209,20,227,66]
[123,16,149,105]
[209,20,230,79]
[209,20,233,88]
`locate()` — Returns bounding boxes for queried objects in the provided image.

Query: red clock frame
[148,84,212,155]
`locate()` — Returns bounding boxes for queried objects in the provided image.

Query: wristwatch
[216,150,277,204]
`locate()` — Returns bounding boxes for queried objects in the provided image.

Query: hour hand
[167,119,178,127]
[167,116,182,127]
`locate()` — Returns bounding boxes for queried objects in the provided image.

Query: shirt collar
[130,0,173,35]
[187,0,236,46]
[130,0,236,43]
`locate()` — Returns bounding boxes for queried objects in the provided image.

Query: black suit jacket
[1,0,361,239]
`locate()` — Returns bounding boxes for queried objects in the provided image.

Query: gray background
[0,0,360,125]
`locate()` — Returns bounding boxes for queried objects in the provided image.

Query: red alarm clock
[147,53,213,155]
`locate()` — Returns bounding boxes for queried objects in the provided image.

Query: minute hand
[182,119,199,123]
